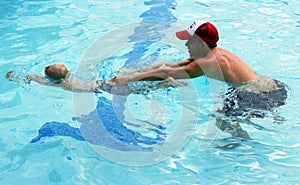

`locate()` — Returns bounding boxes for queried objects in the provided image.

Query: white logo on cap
[187,20,206,37]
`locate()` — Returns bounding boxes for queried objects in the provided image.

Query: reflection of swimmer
[5,63,185,95]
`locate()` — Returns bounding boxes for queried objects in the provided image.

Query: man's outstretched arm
[110,60,204,85]
[118,58,195,74]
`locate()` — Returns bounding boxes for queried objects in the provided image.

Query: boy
[6,63,185,95]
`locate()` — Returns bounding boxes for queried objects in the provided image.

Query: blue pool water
[1,0,300,184]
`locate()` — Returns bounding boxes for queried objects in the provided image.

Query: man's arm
[151,57,195,68]
[110,59,204,85]
[169,57,195,67]
[118,58,195,74]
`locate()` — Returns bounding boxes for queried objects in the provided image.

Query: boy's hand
[26,75,32,80]
[5,71,14,79]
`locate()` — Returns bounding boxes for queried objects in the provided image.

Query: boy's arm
[5,71,33,84]
[26,75,95,92]
[26,75,52,86]
[6,71,96,92]
[26,75,74,90]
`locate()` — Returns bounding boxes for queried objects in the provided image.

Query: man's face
[185,35,205,58]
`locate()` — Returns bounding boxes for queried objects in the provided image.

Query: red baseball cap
[176,20,219,45]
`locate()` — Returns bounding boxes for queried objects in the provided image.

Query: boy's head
[44,63,70,82]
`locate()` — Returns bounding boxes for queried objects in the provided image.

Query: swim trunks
[221,80,287,118]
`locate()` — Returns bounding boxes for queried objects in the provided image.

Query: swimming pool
[1,0,300,184]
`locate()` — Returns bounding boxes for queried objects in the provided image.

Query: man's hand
[167,76,188,86]
[108,76,130,85]
[117,68,138,74]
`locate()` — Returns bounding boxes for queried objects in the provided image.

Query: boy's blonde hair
[44,64,70,81]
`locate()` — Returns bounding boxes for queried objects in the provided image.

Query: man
[109,20,258,85]
[109,20,286,108]
[109,20,287,140]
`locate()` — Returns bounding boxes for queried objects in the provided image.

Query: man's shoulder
[213,47,240,61]
[210,48,227,61]
[214,47,232,55]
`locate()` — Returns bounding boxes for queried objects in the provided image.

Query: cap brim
[176,30,191,40]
